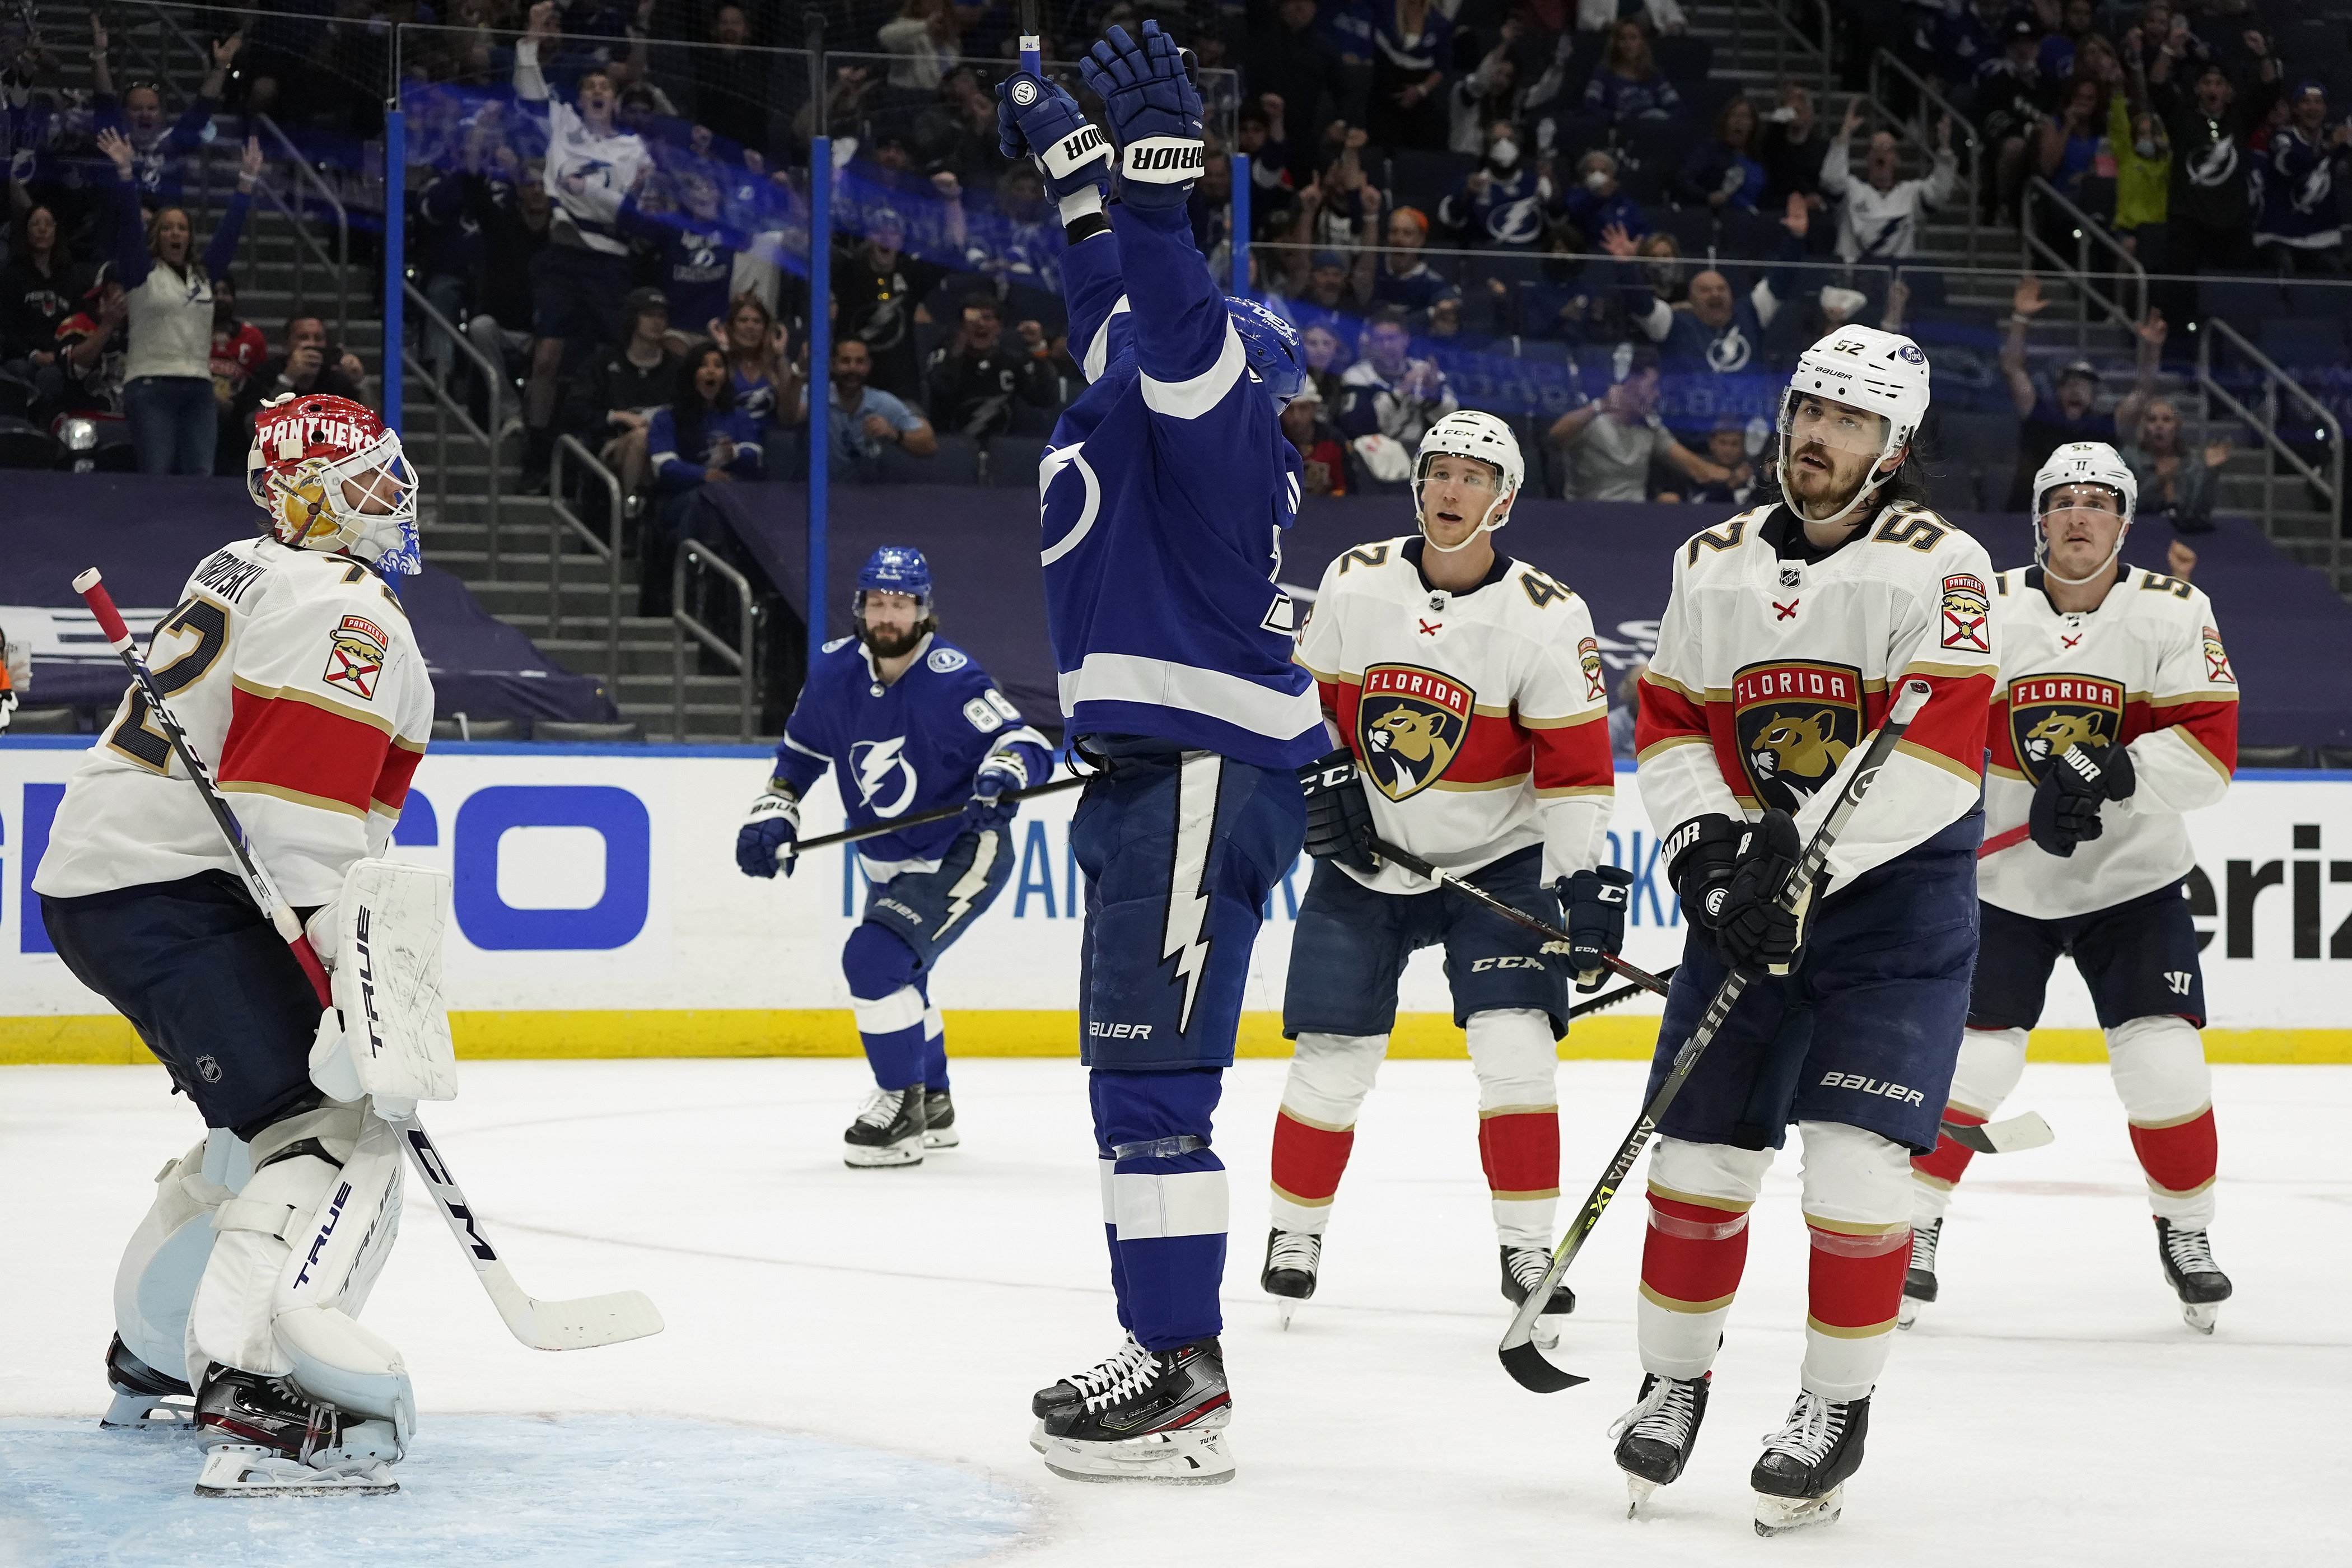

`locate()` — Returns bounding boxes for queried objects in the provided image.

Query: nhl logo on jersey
[1940,573,1991,653]
[2008,674,2123,786]
[1579,636,1606,703]
[1356,664,1472,801]
[1731,660,1862,813]
[322,615,386,701]
[2201,626,2235,685]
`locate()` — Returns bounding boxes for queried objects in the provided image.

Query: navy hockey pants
[846,826,1014,1091]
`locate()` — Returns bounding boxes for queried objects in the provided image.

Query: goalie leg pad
[1467,1007,1561,1252]
[1269,1032,1384,1234]
[328,858,458,1106]
[115,1131,249,1387]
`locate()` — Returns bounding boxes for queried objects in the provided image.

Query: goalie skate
[194,1443,399,1497]
[193,1366,404,1497]
[100,1334,194,1431]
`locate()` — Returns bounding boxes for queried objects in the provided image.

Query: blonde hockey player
[34,394,434,1494]
[1903,442,2238,1333]
[1621,328,1998,1534]
[1263,411,1625,1328]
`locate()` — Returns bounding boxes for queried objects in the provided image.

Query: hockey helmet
[1412,410,1523,550]
[853,544,934,620]
[248,393,420,576]
[1227,295,1308,407]
[2031,440,2138,585]
[1775,325,1931,525]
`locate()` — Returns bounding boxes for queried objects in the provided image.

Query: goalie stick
[1498,678,1933,1394]
[74,569,664,1353]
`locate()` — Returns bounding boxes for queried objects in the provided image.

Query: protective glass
[1780,394,1889,459]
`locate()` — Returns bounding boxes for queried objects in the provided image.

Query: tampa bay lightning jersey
[1039,202,1326,771]
[771,633,1053,877]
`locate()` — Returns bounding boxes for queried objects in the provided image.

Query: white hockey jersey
[1977,565,2238,920]
[35,538,433,907]
[1636,501,1998,897]
[1294,536,1614,896]
[1819,138,1958,262]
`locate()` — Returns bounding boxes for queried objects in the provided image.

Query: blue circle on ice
[0,1415,1032,1566]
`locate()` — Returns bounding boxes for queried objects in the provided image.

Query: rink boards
[2,738,2347,1062]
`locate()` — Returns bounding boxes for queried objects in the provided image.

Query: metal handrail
[400,278,505,575]
[2020,176,2146,349]
[1868,48,1983,266]
[254,114,350,344]
[548,434,624,688]
[1752,0,1835,82]
[2197,316,2344,582]
[673,539,758,743]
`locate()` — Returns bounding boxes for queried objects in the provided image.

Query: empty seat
[6,705,80,733]
[2197,274,2284,330]
[2258,316,2346,367]
[431,716,526,741]
[533,721,645,743]
[2237,744,2311,769]
[1653,35,1713,87]
[0,417,57,469]
[2318,745,2352,769]
[1641,204,1715,256]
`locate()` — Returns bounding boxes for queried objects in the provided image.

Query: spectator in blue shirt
[2040,0,2097,81]
[1371,206,1460,312]
[89,18,237,213]
[618,167,744,352]
[1679,96,1768,212]
[1561,150,1650,247]
[641,343,764,616]
[795,338,938,480]
[1365,0,1454,151]
[1583,20,1683,125]
[1439,122,1556,248]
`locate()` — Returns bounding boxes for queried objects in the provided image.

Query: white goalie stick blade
[1939,1112,2054,1155]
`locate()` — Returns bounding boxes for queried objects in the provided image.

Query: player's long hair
[1756,425,1936,517]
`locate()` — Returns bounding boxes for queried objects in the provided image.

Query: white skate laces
[853,1089,905,1128]
[1267,1231,1320,1275]
[1060,1335,1151,1404]
[1083,1346,1164,1413]
[1611,1377,1701,1448]
[2164,1226,2220,1274]
[1761,1392,1847,1467]
[1506,1247,1553,1294]
[1908,1223,1940,1273]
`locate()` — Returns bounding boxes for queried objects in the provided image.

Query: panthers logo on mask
[2006,674,2124,786]
[1731,660,1863,813]
[1355,664,1472,802]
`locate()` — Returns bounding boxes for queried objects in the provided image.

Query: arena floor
[2,1057,2345,1566]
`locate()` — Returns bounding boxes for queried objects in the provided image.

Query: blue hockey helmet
[853,544,933,617]
[1227,296,1308,407]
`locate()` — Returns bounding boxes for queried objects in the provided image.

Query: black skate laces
[1610,1376,1701,1446]
[1761,1392,1846,1465]
[1060,1336,1150,1403]
[2164,1226,2220,1274]
[1268,1231,1320,1272]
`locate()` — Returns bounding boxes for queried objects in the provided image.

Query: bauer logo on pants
[1355,664,1471,801]
[2006,673,2122,787]
[1730,660,1861,814]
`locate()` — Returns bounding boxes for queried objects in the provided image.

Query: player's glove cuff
[1298,747,1381,876]
[1557,866,1633,992]
[997,72,1113,203]
[1661,811,1741,931]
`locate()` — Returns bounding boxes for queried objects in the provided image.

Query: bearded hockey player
[32,394,433,1494]
[1902,442,2238,1333]
[734,546,1052,1167]
[1262,411,1626,1327]
[1621,328,1998,1534]
[997,22,1322,1486]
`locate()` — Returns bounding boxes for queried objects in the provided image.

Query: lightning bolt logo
[933,832,1001,942]
[849,738,920,816]
[1161,755,1222,1034]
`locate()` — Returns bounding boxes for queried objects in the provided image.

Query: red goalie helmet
[246,393,421,575]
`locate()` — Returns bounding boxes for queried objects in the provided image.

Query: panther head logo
[2021,711,2111,767]
[1750,709,1851,787]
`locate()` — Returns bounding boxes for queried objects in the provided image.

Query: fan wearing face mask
[1438,120,1557,249]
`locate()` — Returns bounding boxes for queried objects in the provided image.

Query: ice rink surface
[3,1056,2347,1567]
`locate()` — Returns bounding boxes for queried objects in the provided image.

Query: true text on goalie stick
[73,568,663,1353]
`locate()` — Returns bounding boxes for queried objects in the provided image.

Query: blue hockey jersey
[771,633,1053,876]
[1039,201,1324,771]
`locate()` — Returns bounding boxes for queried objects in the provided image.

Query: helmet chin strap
[1417,487,1512,553]
[1777,440,1898,529]
[2037,517,2129,585]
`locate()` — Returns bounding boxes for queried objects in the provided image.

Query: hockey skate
[1033,1338,1234,1486]
[1751,1391,1870,1536]
[1501,1245,1575,1347]
[1030,1332,1150,1423]
[1609,1372,1709,1516]
[100,1334,194,1431]
[843,1086,926,1168]
[1898,1218,1941,1330]
[921,1089,959,1150]
[2155,1218,2233,1334]
[1261,1228,1320,1328]
[192,1366,402,1496]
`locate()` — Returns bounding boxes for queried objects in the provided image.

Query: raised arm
[995,46,1123,376]
[2000,274,2046,418]
[200,138,262,277]
[95,130,152,290]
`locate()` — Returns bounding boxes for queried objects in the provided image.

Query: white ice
[2,1057,2347,1567]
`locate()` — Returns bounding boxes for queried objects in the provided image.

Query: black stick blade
[1499,1339,1588,1393]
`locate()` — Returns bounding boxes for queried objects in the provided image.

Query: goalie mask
[248,394,420,577]
[1775,326,1930,525]
[2031,440,2138,586]
[1412,410,1523,552]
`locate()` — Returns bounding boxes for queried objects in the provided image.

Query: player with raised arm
[32,395,433,1493]
[1262,411,1627,1327]
[1620,329,1998,1534]
[996,21,1321,1486]
[1901,443,2238,1333]
[734,546,1052,1167]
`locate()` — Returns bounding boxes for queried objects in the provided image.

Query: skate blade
[101,1392,195,1431]
[1039,1426,1234,1486]
[194,1444,399,1497]
[1532,1316,1563,1352]
[842,1144,925,1168]
[920,1128,960,1149]
[1753,1485,1842,1536]
[2183,1301,2220,1334]
[1625,1476,1658,1518]
[1897,1297,1921,1331]
[1276,1298,1297,1331]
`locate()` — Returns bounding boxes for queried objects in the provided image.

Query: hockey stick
[1018,0,1041,74]
[1978,823,2031,858]
[1940,1111,2054,1155]
[1567,968,1679,1021]
[1497,678,1934,1394]
[1364,835,1676,998]
[792,773,1086,854]
[75,569,664,1354]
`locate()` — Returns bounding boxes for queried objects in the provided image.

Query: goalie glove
[1711,809,1811,977]
[964,752,1028,833]
[1552,866,1634,992]
[1079,20,1203,211]
[996,69,1113,211]
[2029,740,2136,858]
[1298,748,1380,876]
[736,780,802,879]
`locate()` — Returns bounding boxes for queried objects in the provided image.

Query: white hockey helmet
[1413,410,1524,552]
[1775,325,1932,524]
[2031,440,2138,585]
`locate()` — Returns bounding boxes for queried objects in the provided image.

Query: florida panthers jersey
[1039,203,1324,771]
[772,632,1052,880]
[35,538,432,906]
[1977,566,2238,920]
[1635,501,1998,896]
[1296,536,1614,894]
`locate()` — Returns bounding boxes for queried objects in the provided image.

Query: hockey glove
[1710,809,1811,976]
[2028,740,2138,858]
[1298,748,1381,876]
[1554,866,1635,991]
[0,687,14,734]
[736,780,801,879]
[995,71,1113,207]
[1079,20,1202,212]
[964,752,1028,833]
[1662,811,1743,937]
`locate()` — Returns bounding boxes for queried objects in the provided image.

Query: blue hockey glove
[996,71,1112,204]
[964,752,1028,833]
[2029,740,2136,857]
[1553,867,1634,992]
[1710,810,1811,976]
[1079,20,1202,211]
[736,781,801,879]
